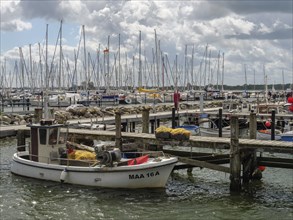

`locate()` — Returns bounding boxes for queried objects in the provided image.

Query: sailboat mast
[253,69,256,91]
[184,45,187,90]
[217,51,220,90]
[154,29,160,89]
[191,45,194,90]
[263,65,268,104]
[244,64,247,91]
[59,20,63,91]
[138,30,142,88]
[82,25,87,91]
[118,34,121,89]
[221,52,224,91]
[44,24,49,119]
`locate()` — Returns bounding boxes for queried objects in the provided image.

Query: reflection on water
[1,137,292,220]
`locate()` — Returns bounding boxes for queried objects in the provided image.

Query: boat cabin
[28,119,66,163]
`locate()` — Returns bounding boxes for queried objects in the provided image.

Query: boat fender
[60,168,68,183]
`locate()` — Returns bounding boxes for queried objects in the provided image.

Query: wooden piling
[142,108,150,133]
[115,111,122,150]
[172,108,176,129]
[242,110,259,183]
[156,118,160,128]
[249,111,257,139]
[219,108,222,137]
[230,115,241,192]
[150,119,155,134]
[271,110,275,140]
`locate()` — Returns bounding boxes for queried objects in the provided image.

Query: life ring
[125,98,132,104]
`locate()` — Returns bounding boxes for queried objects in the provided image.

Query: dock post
[156,118,160,128]
[230,115,241,192]
[26,98,30,111]
[142,107,150,133]
[17,130,26,151]
[115,110,122,150]
[150,119,155,134]
[271,110,275,140]
[172,108,176,129]
[249,110,257,139]
[219,108,222,137]
[242,110,258,184]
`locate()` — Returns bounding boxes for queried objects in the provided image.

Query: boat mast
[184,44,187,90]
[59,20,63,91]
[118,33,121,89]
[44,24,49,119]
[82,25,87,91]
[138,30,142,89]
[221,52,224,91]
[253,69,256,91]
[191,45,194,91]
[244,64,247,92]
[263,64,268,104]
[203,44,208,88]
[216,51,220,90]
[155,29,160,89]
[162,52,164,91]
[97,45,100,90]
[29,44,34,94]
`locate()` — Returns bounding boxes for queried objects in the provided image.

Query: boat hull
[11,152,177,188]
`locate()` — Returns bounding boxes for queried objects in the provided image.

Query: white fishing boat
[11,119,177,188]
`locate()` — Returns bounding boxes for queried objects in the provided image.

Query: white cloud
[1,19,32,32]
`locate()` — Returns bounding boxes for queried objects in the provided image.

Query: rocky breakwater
[0,113,33,126]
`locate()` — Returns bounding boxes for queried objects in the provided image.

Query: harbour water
[0,137,292,220]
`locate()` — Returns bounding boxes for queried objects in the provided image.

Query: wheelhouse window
[39,128,47,145]
[49,128,59,145]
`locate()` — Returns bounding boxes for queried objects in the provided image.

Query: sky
[0,0,292,89]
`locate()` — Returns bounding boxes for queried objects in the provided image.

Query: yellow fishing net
[68,150,96,160]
